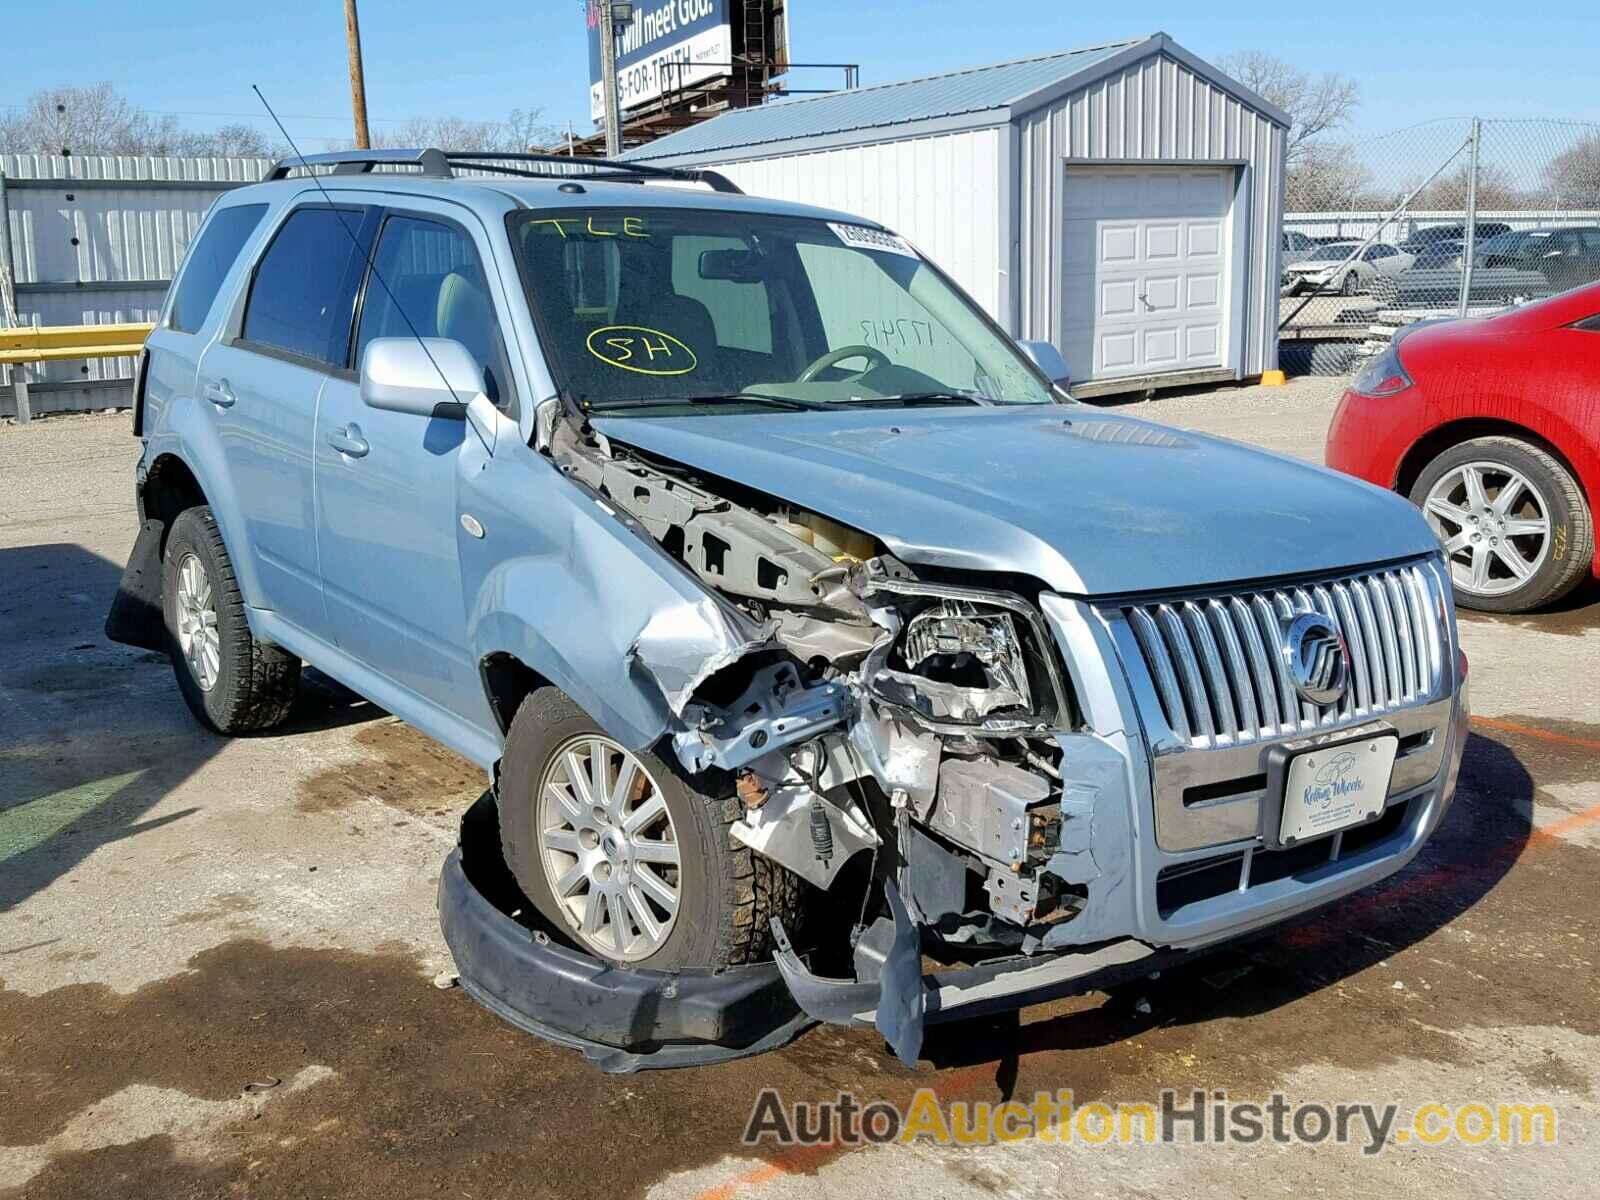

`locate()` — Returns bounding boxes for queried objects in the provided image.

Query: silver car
[113,150,1468,1062]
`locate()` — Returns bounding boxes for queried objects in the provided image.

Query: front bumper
[774,562,1466,1061]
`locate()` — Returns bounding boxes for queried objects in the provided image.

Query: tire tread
[165,506,299,733]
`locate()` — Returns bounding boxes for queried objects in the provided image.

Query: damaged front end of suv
[542,408,1177,1064]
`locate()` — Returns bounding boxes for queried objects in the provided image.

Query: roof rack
[264,148,742,194]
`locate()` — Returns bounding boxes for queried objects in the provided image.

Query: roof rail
[264,148,742,194]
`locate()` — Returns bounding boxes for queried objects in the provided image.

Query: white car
[1284,242,1415,296]
[1281,229,1323,268]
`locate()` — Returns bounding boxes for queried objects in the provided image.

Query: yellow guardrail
[0,321,155,365]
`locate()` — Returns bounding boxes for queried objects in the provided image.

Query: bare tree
[1412,162,1527,211]
[1217,51,1360,168]
[336,109,559,153]
[0,84,283,157]
[1285,142,1381,211]
[1543,132,1600,207]
[0,82,555,160]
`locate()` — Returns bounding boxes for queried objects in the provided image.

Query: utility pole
[344,0,372,150]
[597,2,624,157]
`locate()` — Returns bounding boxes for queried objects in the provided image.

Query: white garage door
[1061,167,1234,381]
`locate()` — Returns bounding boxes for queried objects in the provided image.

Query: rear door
[140,201,270,436]
[197,202,373,633]
[1061,166,1234,381]
[312,201,515,723]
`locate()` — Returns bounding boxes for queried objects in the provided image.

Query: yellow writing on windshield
[586,325,697,376]
[527,215,651,239]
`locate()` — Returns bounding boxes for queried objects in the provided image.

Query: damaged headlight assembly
[858,567,1073,735]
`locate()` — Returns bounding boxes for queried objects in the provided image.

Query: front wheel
[498,688,803,968]
[1410,436,1593,612]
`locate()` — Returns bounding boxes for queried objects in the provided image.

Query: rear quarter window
[241,206,366,365]
[168,203,268,334]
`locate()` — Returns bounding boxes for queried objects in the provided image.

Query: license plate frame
[1259,724,1400,849]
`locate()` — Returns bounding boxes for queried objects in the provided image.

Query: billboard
[588,0,734,120]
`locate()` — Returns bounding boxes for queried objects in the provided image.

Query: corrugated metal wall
[1,154,268,414]
[709,129,1005,317]
[1015,53,1287,376]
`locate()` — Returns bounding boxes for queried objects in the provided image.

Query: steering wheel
[796,344,890,384]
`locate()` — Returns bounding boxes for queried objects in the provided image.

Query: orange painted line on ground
[694,1060,997,1200]
[1472,715,1600,754]
[1529,800,1600,846]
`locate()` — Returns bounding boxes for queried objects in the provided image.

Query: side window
[356,214,516,409]
[241,207,365,365]
[670,235,772,353]
[169,203,267,334]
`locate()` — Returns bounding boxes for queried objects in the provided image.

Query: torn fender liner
[627,595,773,717]
[440,794,811,1073]
[771,914,1194,1064]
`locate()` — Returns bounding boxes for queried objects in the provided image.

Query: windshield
[508,207,1056,412]
[1478,230,1537,256]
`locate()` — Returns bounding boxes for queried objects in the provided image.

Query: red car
[1326,283,1600,613]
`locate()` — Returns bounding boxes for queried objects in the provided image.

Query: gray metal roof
[624,37,1151,162]
[624,33,1290,164]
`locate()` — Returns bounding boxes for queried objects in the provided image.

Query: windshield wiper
[833,392,990,408]
[588,391,827,413]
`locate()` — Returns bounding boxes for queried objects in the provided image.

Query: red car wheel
[1410,436,1594,613]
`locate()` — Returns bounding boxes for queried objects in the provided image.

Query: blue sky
[7,2,1597,150]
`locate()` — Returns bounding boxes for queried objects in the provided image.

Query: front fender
[460,443,770,752]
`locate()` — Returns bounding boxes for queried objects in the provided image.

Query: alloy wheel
[174,553,221,691]
[1423,461,1552,597]
[536,735,681,961]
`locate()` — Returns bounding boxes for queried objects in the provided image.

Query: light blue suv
[112,150,1467,1053]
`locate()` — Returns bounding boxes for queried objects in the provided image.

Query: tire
[498,688,803,969]
[162,506,300,732]
[1340,271,1358,296]
[1409,436,1593,613]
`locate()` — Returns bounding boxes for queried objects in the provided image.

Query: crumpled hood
[591,406,1439,596]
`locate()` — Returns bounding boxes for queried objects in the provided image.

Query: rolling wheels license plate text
[1264,728,1400,847]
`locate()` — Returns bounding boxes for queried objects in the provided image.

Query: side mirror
[1018,339,1071,389]
[360,337,483,419]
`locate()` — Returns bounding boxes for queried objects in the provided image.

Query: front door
[313,205,517,724]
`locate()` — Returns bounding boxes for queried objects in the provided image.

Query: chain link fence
[1278,117,1600,373]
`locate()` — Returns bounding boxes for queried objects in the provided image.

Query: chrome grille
[1114,562,1445,749]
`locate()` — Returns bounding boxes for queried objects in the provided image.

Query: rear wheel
[498,688,802,968]
[161,506,300,732]
[1410,436,1593,612]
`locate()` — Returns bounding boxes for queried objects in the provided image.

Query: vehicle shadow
[919,730,1535,1080]
[0,542,382,914]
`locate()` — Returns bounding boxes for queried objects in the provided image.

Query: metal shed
[622,33,1291,395]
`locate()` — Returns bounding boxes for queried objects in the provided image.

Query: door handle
[203,379,236,408]
[326,423,370,459]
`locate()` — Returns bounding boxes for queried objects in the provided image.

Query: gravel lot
[2,383,1596,1199]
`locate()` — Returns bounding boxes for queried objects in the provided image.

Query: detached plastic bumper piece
[439,794,812,1073]
[770,892,1193,1067]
